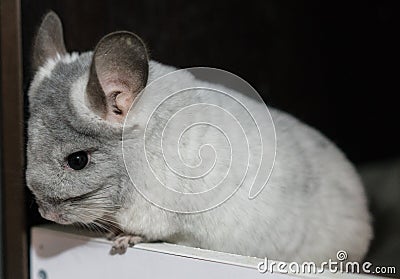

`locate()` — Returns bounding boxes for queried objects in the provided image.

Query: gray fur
[27,52,125,225]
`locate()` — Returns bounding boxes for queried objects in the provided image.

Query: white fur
[53,56,372,263]
[114,61,372,263]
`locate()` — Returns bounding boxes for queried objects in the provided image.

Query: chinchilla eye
[67,151,89,170]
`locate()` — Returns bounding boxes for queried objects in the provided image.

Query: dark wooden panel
[0,0,28,278]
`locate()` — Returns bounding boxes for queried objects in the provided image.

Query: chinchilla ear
[32,11,67,71]
[85,31,149,124]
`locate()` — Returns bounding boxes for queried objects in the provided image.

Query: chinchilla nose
[37,200,71,224]
[40,208,58,221]
[38,206,59,222]
[39,207,71,224]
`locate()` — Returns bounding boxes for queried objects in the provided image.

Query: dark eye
[67,151,89,170]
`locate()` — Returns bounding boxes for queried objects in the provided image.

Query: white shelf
[30,225,385,279]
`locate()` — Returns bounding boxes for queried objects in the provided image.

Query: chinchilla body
[26,12,372,263]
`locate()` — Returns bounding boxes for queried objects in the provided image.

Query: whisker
[73,210,121,231]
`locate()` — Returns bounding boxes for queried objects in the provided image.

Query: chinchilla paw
[109,233,146,255]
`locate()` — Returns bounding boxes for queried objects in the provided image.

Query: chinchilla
[26,11,372,262]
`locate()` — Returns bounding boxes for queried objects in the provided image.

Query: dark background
[22,0,398,164]
[21,0,399,275]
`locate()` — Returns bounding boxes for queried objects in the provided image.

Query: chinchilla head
[26,11,148,226]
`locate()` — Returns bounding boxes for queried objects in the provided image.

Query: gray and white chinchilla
[26,11,372,263]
